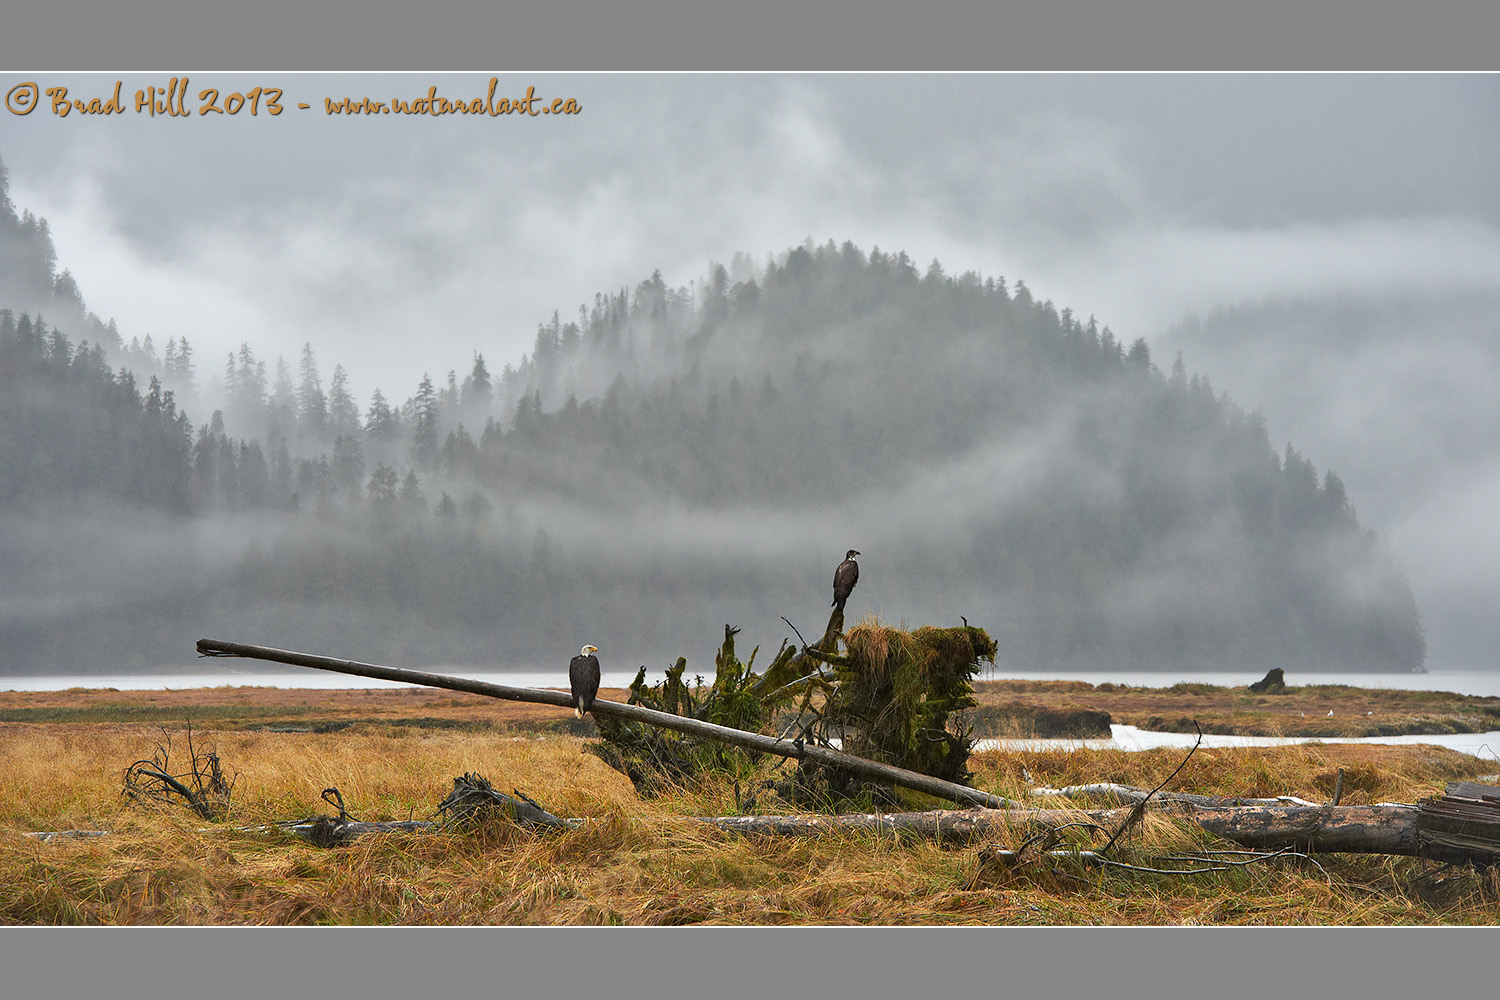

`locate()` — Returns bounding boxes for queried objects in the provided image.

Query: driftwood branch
[266,776,579,848]
[123,724,236,821]
[434,773,575,830]
[780,616,809,648]
[195,638,1024,811]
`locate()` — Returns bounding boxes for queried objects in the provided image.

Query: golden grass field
[1,680,1498,925]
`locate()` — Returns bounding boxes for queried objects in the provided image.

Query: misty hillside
[0,164,1425,675]
[1156,291,1500,675]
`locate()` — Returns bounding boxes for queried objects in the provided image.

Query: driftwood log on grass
[1030,780,1500,866]
[1032,782,1324,809]
[246,776,579,848]
[195,638,1024,811]
[249,801,1498,865]
[697,802,1496,863]
[433,773,576,830]
[25,802,1487,864]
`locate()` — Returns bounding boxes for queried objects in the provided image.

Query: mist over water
[3,75,1498,679]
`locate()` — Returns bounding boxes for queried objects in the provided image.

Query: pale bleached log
[1033,784,1333,809]
[697,801,1492,862]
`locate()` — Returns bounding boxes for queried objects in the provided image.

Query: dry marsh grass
[2,704,1499,925]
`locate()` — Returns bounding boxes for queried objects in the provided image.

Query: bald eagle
[832,550,860,613]
[570,644,601,719]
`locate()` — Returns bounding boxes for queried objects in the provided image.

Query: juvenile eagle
[832,550,860,613]
[569,644,601,719]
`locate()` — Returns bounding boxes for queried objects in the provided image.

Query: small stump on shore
[1248,668,1286,693]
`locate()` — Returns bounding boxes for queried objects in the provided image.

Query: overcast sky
[4,74,1495,392]
[4,72,1499,669]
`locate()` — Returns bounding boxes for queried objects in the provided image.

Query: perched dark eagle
[832,550,860,613]
[569,644,601,719]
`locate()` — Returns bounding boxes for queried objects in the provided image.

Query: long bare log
[275,818,438,848]
[694,806,1126,842]
[27,802,1497,863]
[233,803,1448,860]
[1034,783,1324,809]
[699,802,1496,863]
[195,638,1024,810]
[1028,780,1500,863]
[1185,803,1427,858]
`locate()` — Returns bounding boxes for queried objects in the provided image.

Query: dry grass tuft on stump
[824,620,996,785]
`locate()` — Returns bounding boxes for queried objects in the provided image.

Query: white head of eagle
[570,644,602,719]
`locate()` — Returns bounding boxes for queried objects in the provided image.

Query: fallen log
[1414,782,1500,863]
[23,830,110,842]
[276,817,438,849]
[261,802,1500,862]
[1033,782,1324,809]
[24,801,1498,864]
[1027,781,1499,861]
[693,806,1125,842]
[699,802,1497,863]
[195,638,1024,811]
[1187,803,1427,858]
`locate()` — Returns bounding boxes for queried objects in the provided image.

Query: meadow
[1,681,1498,925]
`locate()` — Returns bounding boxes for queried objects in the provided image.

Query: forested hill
[0,171,1425,674]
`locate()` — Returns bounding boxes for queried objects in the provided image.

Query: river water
[5,666,1499,761]
[974,725,1500,763]
[969,668,1500,761]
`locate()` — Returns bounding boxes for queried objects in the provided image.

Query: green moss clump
[589,625,793,797]
[589,617,998,810]
[825,622,995,787]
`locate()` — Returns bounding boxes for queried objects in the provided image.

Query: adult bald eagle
[832,550,860,613]
[570,644,601,719]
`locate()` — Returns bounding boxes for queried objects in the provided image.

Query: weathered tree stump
[1249,668,1287,693]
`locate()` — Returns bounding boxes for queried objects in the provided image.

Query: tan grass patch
[2,690,1498,925]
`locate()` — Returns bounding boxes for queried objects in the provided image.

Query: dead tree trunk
[696,803,1496,863]
[695,806,1124,842]
[1182,803,1428,858]
[30,798,1500,864]
[195,638,1024,811]
[256,801,1488,865]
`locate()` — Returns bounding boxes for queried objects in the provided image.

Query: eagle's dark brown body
[570,645,601,718]
[832,550,860,613]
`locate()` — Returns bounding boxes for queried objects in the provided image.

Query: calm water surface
[973,668,1500,761]
[0,667,645,693]
[975,725,1500,763]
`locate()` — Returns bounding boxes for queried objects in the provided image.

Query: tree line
[0,156,1426,674]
